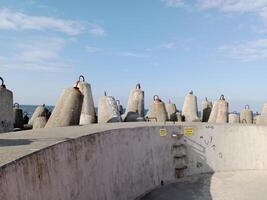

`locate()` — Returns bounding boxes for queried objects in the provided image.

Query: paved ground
[138,171,267,200]
[0,122,186,167]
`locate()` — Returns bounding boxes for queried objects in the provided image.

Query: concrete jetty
[0,122,267,199]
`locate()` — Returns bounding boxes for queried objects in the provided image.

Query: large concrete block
[146,95,168,122]
[229,112,240,124]
[45,86,83,128]
[208,95,229,123]
[76,75,97,125]
[33,116,47,129]
[240,105,253,124]
[0,77,13,133]
[98,92,122,123]
[124,84,145,122]
[201,97,212,122]
[13,103,23,129]
[165,100,177,121]
[29,105,49,126]
[182,91,200,122]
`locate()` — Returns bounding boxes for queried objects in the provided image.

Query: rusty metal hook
[13,103,19,109]
[0,77,6,88]
[79,75,85,82]
[220,95,225,100]
[136,83,141,89]
[153,95,160,101]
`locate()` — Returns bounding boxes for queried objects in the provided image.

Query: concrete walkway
[0,122,185,167]
[138,171,267,200]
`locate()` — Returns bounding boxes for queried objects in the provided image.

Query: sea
[20,105,54,118]
[20,105,149,118]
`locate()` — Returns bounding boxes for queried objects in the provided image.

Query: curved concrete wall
[0,123,267,200]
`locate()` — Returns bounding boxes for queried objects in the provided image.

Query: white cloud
[0,37,71,71]
[197,0,267,12]
[0,8,85,35]
[219,39,267,61]
[0,62,70,71]
[16,37,65,61]
[163,42,176,49]
[86,46,101,53]
[161,0,186,7]
[89,26,106,37]
[113,52,149,58]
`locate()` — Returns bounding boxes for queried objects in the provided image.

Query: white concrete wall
[0,123,267,200]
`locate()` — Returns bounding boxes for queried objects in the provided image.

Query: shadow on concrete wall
[138,137,214,200]
[0,139,33,147]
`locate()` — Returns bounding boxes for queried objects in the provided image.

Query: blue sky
[1,0,267,112]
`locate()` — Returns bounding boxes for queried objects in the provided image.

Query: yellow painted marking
[184,127,194,137]
[160,129,167,137]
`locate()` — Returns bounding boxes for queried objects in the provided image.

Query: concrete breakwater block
[13,103,24,129]
[45,86,84,128]
[201,97,212,122]
[240,105,253,124]
[182,91,200,122]
[146,95,168,122]
[98,92,122,123]
[0,77,13,133]
[76,75,97,125]
[208,95,228,123]
[124,83,145,122]
[165,100,177,122]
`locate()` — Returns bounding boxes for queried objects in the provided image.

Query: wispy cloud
[85,45,148,58]
[0,37,71,71]
[161,0,186,7]
[16,37,65,61]
[197,0,267,12]
[162,42,176,49]
[113,52,149,58]
[0,8,85,35]
[89,25,106,37]
[219,39,267,61]
[0,62,70,71]
[86,46,101,53]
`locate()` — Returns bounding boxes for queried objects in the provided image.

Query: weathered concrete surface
[0,123,267,199]
[146,97,168,122]
[124,84,145,122]
[182,92,200,122]
[228,113,240,124]
[45,87,83,128]
[138,171,267,200]
[0,85,13,133]
[98,96,122,123]
[13,106,24,129]
[76,80,97,125]
[165,102,177,121]
[29,105,49,126]
[208,96,228,123]
[33,116,47,129]
[240,105,253,124]
[201,98,212,122]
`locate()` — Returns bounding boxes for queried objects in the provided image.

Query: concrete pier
[0,122,267,199]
